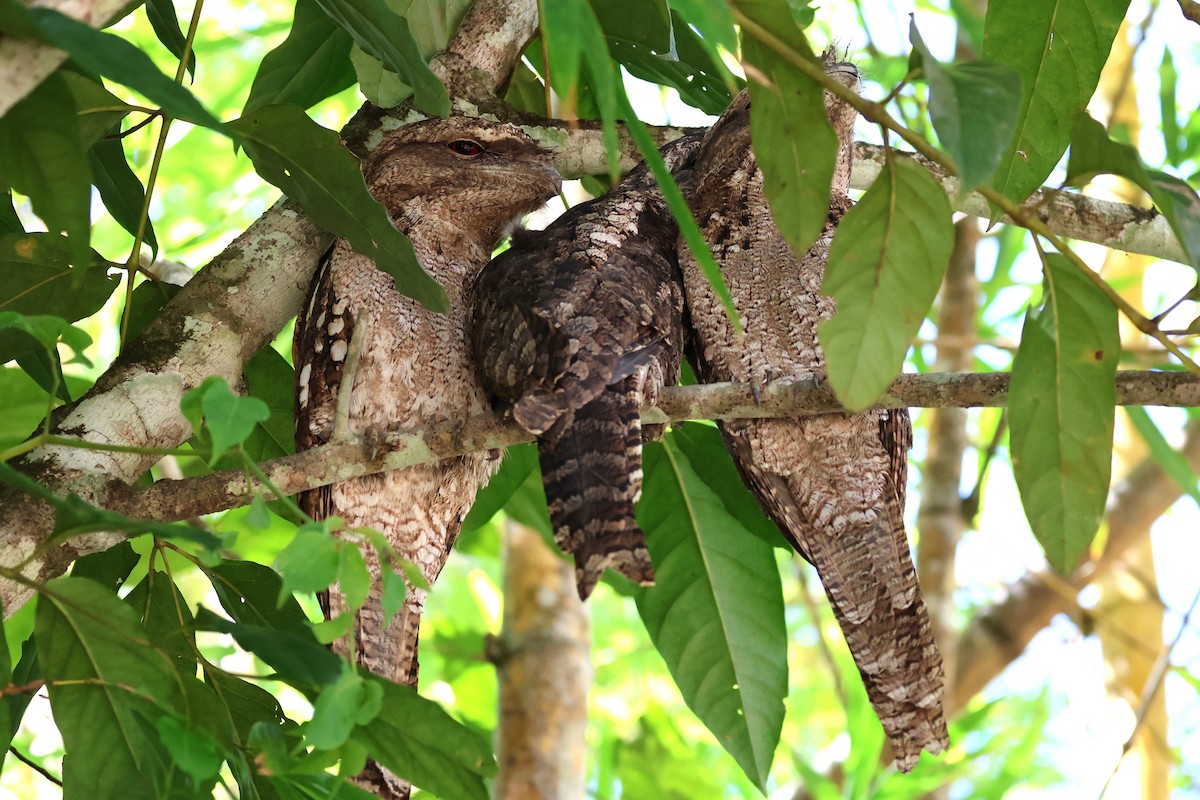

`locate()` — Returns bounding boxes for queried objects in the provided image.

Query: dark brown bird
[469,136,699,599]
[294,116,558,796]
[679,64,949,770]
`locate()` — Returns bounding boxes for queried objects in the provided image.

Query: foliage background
[1,0,1199,798]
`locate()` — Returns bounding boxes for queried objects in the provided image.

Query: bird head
[363,117,562,250]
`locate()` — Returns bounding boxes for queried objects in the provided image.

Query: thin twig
[7,746,63,787]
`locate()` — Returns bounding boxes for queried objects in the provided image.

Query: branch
[492,521,589,800]
[90,370,1200,527]
[850,143,1190,266]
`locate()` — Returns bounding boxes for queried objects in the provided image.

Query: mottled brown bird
[294,116,558,794]
[680,65,948,770]
[469,136,699,599]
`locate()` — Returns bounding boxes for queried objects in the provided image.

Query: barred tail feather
[539,377,654,599]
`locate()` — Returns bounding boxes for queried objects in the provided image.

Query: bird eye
[449,140,484,156]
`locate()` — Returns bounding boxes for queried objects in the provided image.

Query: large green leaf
[89,136,158,259]
[0,367,52,450]
[36,577,181,799]
[351,677,494,800]
[1009,253,1118,572]
[0,233,119,363]
[0,73,92,270]
[982,0,1129,205]
[29,8,225,131]
[908,20,1022,196]
[60,72,129,148]
[461,443,539,533]
[1124,406,1200,506]
[667,423,784,548]
[228,104,446,311]
[310,0,449,116]
[1066,113,1200,272]
[819,157,954,410]
[70,541,140,594]
[735,0,838,265]
[0,192,20,236]
[634,436,787,791]
[244,0,356,114]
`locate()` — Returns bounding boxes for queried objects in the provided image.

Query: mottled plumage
[469,137,699,599]
[294,117,558,795]
[680,65,948,769]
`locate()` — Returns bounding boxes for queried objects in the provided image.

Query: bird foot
[361,425,385,461]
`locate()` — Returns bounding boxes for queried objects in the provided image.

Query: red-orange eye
[449,140,483,156]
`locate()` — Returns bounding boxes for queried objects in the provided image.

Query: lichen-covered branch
[851,143,1189,266]
[88,370,1200,529]
[492,521,589,800]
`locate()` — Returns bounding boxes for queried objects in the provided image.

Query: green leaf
[666,423,784,548]
[606,8,734,115]
[982,0,1129,205]
[1160,47,1181,167]
[461,443,539,533]
[819,157,954,410]
[124,569,197,671]
[181,376,270,464]
[908,20,1022,196]
[204,667,289,744]
[0,311,94,365]
[0,367,53,451]
[306,670,382,749]
[0,233,117,362]
[0,73,92,269]
[0,192,21,235]
[194,608,344,689]
[204,560,312,634]
[0,635,35,758]
[541,0,622,179]
[1066,113,1200,271]
[735,0,838,264]
[351,677,495,799]
[36,577,180,799]
[1009,253,1118,572]
[275,524,342,597]
[154,714,223,785]
[227,104,447,311]
[670,0,738,55]
[122,280,180,343]
[337,543,371,610]
[29,8,225,131]
[89,137,158,259]
[380,566,408,628]
[144,0,196,79]
[244,0,356,114]
[70,541,140,593]
[15,347,70,402]
[634,437,787,791]
[310,0,449,116]
[242,346,296,461]
[1125,406,1200,506]
[60,72,130,148]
